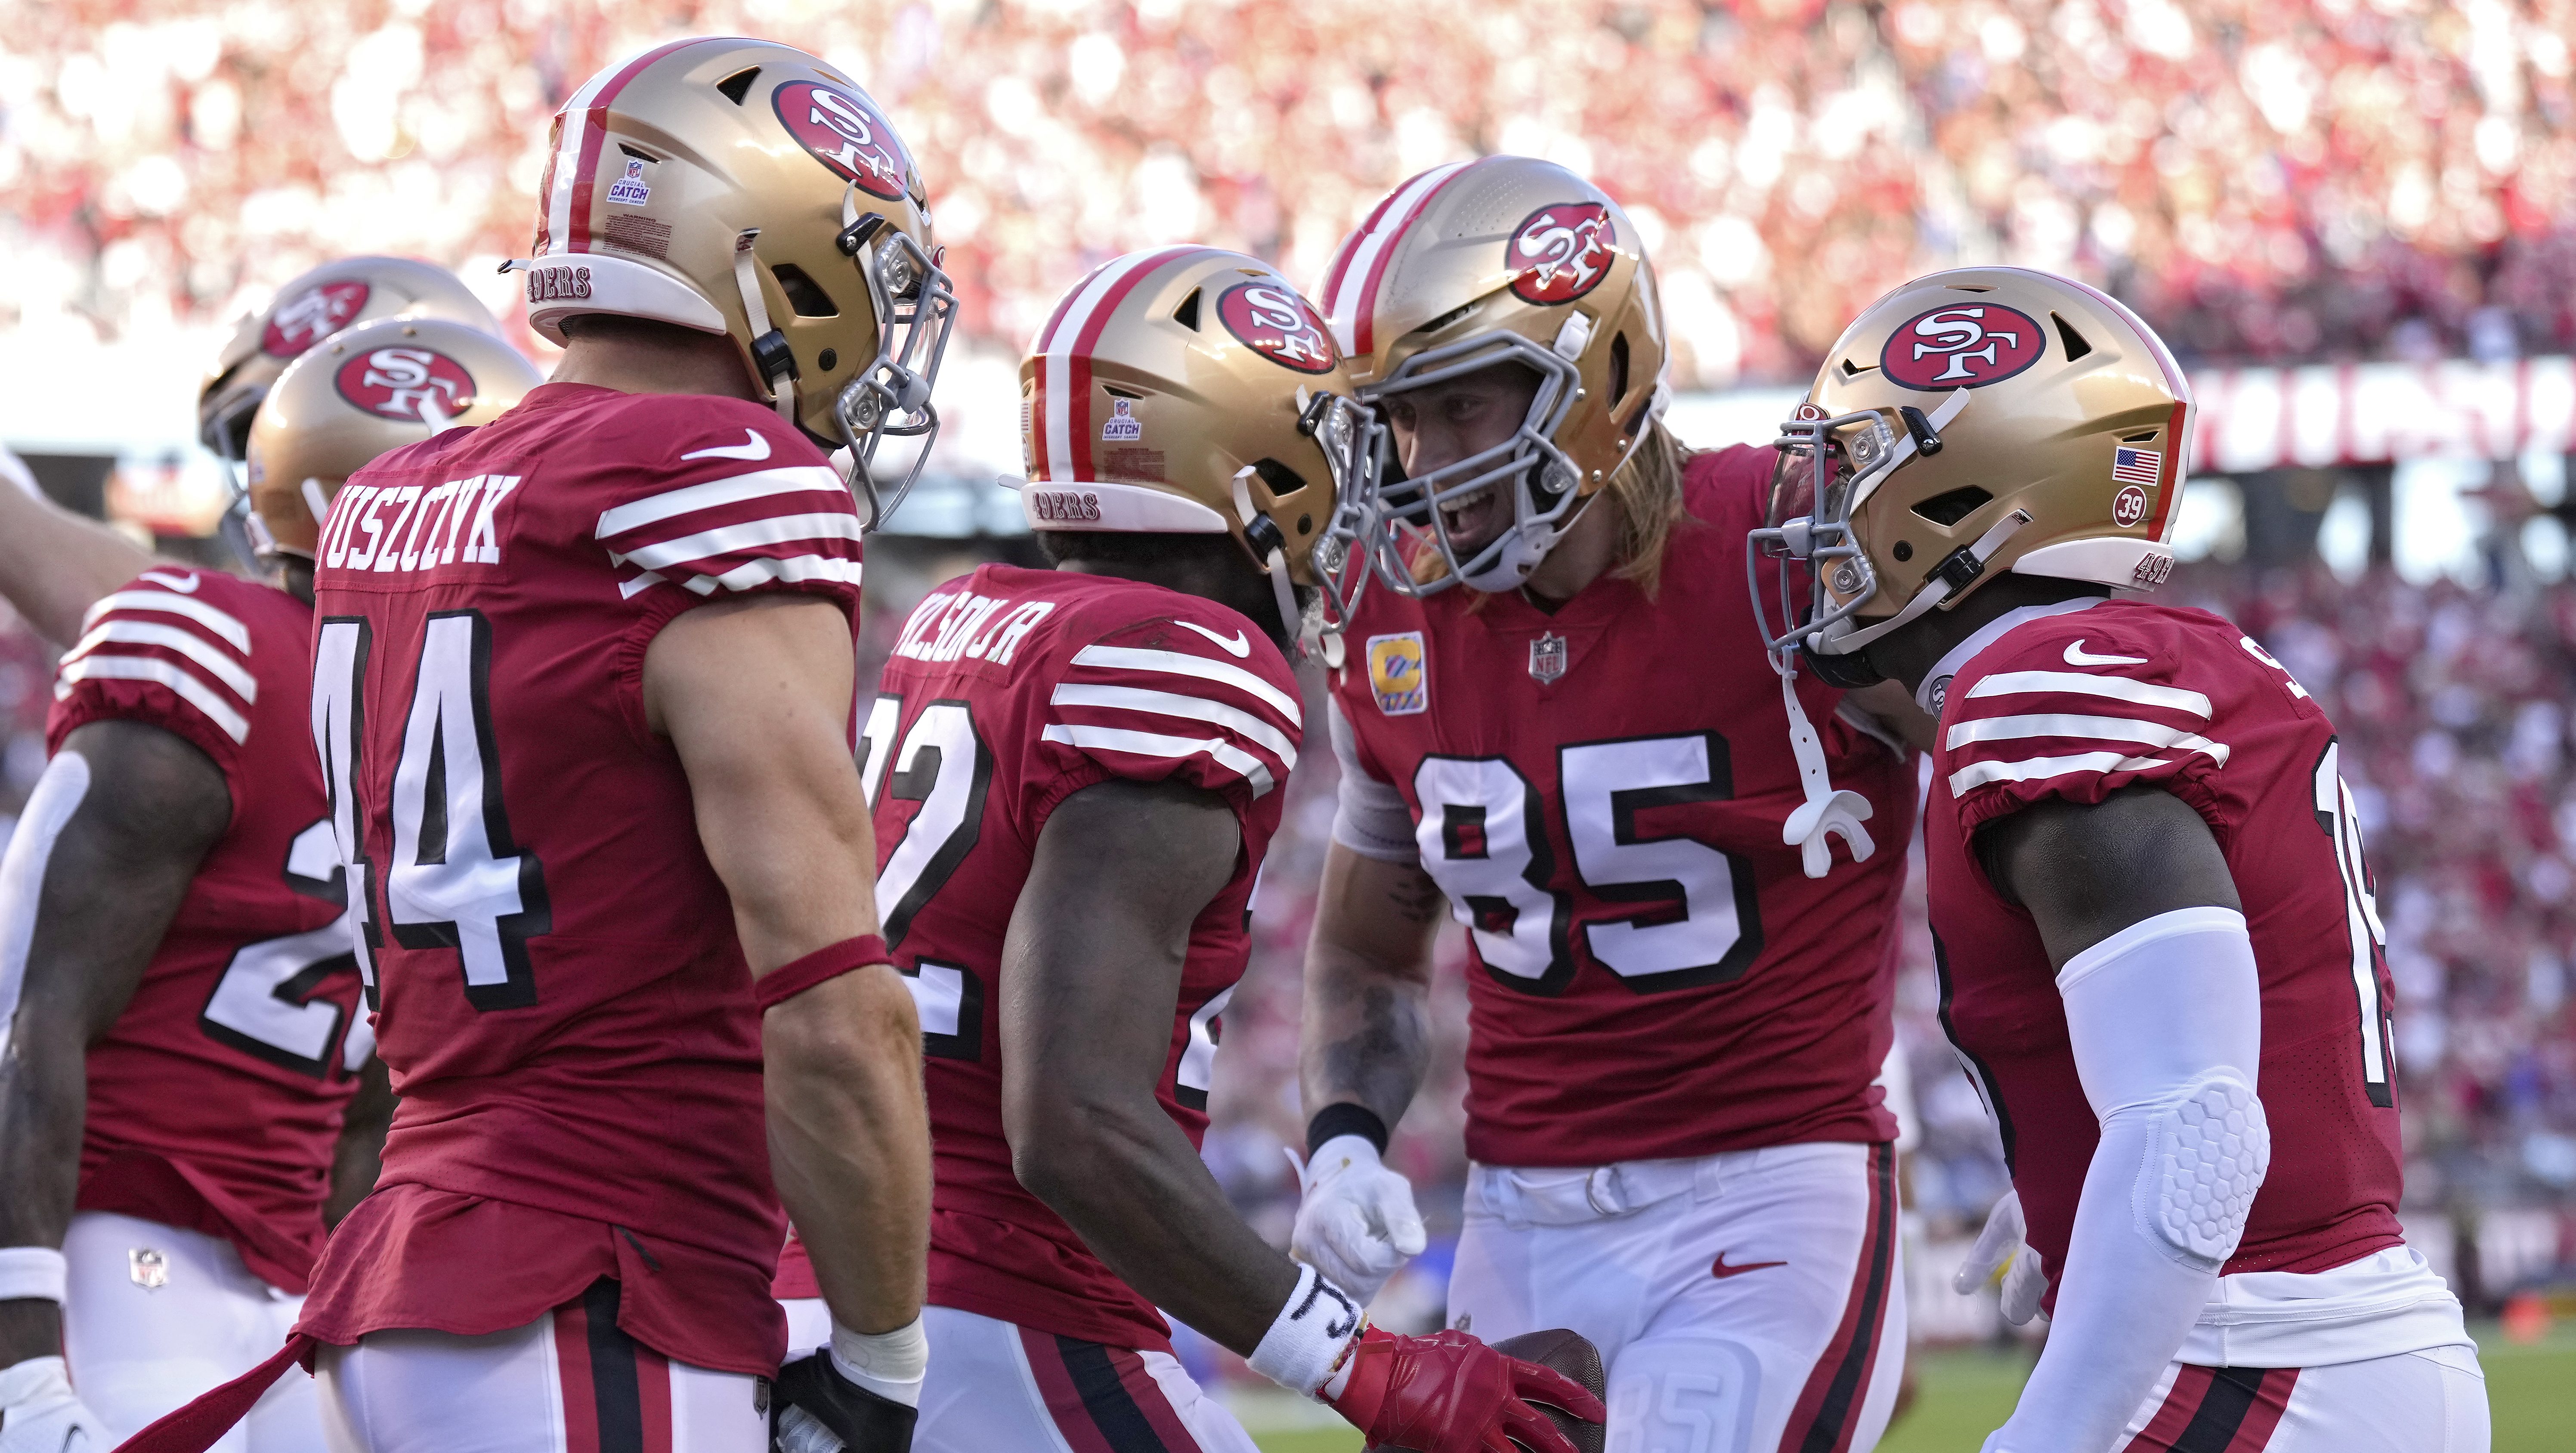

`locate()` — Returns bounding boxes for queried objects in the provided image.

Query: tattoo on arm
[1319,982,1429,1129]
[1382,865,1446,926]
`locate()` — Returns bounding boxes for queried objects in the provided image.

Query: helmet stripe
[550,38,727,256]
[2146,398,2189,542]
[1324,160,1472,359]
[1038,247,1213,483]
[1027,263,1098,482]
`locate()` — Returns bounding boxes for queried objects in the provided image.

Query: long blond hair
[1410,419,1697,601]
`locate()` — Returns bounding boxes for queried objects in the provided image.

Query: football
[1366,1328,1607,1453]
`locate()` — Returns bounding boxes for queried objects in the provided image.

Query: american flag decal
[2112,446,2162,487]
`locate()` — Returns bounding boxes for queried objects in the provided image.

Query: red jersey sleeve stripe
[54,655,252,743]
[1048,682,1299,770]
[1945,712,2229,765]
[594,465,846,536]
[1039,722,1279,797]
[1065,644,1302,725]
[77,589,251,651]
[1964,669,2211,717]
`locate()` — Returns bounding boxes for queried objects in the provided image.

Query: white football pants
[61,1210,319,1453]
[314,1280,764,1453]
[781,1299,1257,1453]
[2113,1345,2487,1452]
[1447,1140,1905,1453]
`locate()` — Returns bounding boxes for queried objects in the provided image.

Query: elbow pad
[2126,1069,2270,1271]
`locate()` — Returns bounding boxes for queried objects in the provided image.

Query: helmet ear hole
[769,265,839,318]
[1911,485,1994,526]
[1251,457,1307,499]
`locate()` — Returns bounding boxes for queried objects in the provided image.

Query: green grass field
[1244,1321,2576,1452]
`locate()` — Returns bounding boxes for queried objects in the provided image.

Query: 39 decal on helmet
[1749,266,2194,688]
[1317,155,1670,596]
[198,257,502,465]
[244,317,543,561]
[1017,247,1372,650]
[506,37,954,528]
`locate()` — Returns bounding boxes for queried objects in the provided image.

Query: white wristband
[0,1248,66,1304]
[826,1315,928,1410]
[1246,1264,1365,1397]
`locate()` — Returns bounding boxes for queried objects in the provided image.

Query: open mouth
[1437,484,1504,555]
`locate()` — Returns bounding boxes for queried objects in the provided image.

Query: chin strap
[1234,468,1306,661]
[1816,507,2033,659]
[732,231,799,427]
[1772,654,1878,879]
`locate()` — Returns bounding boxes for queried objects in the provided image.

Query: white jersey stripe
[78,591,250,651]
[1964,670,2212,718]
[615,512,865,571]
[1945,712,2229,766]
[54,656,251,743]
[595,466,847,537]
[1948,750,2182,796]
[62,621,260,703]
[1068,644,1302,726]
[1050,682,1299,768]
[1040,722,1276,797]
[698,554,866,595]
[1327,161,1468,356]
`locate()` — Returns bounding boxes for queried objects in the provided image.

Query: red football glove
[1325,1326,1605,1453]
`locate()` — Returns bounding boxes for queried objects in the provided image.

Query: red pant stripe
[2222,1368,2299,1453]
[555,1299,603,1453]
[2121,1365,2218,1452]
[1775,1142,1899,1453]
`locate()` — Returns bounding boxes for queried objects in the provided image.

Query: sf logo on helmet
[1880,303,2045,390]
[263,281,371,358]
[334,347,476,423]
[774,81,909,201]
[1508,203,1617,304]
[1218,282,1337,375]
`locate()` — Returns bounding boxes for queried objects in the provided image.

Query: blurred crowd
[4,0,2575,390]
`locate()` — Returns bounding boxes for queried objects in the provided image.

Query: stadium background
[3,0,2575,1444]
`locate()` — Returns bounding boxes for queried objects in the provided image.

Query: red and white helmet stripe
[1026,245,1219,483]
[1317,160,1472,360]
[535,37,725,257]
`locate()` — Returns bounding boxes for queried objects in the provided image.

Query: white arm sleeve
[1988,906,2270,1453]
[1327,699,1419,864]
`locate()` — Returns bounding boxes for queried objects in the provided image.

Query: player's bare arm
[1299,844,1443,1132]
[645,593,931,1337]
[1002,776,1302,1351]
[323,1058,395,1226]
[0,481,156,647]
[1975,786,2243,964]
[0,722,230,1369]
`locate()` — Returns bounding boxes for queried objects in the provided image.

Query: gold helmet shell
[1753,266,2194,668]
[510,37,953,524]
[199,257,501,462]
[1317,155,1667,594]
[1016,248,1367,609]
[246,317,543,560]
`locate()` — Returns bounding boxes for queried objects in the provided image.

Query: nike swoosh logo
[1711,1252,1788,1280]
[2064,639,2147,667]
[138,570,200,592]
[1175,620,1251,657]
[680,429,772,462]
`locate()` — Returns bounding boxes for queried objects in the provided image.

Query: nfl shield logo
[130,1247,168,1290]
[1528,632,1568,685]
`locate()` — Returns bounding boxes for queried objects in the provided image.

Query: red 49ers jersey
[1330,447,1914,1168]
[46,567,364,1295]
[297,383,865,1377]
[777,564,1298,1352]
[1926,598,2406,1303]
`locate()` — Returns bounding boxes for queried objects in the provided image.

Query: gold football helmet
[1750,266,2194,680]
[1017,246,1370,644]
[245,317,543,560]
[507,37,953,526]
[1317,155,1668,594]
[199,256,501,463]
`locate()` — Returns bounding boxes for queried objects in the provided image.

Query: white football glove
[1953,1190,2049,1326]
[0,1357,111,1453]
[1288,1135,1426,1306]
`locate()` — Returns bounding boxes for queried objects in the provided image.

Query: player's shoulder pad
[56,567,283,748]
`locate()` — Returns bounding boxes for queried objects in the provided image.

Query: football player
[0,281,532,1453]
[1292,156,1918,1453]
[207,41,951,1453]
[773,245,1602,1453]
[1753,267,2484,1450]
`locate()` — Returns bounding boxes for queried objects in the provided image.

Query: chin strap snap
[1233,467,1306,661]
[732,231,799,427]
